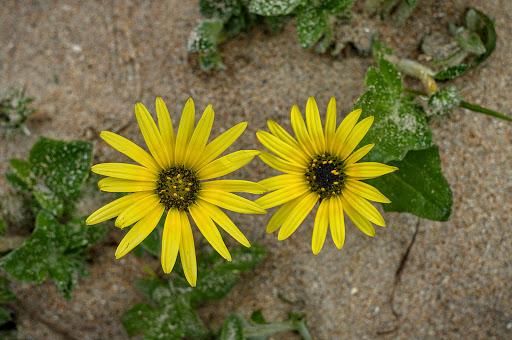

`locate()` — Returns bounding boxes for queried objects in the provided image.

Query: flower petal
[135,102,170,168]
[193,122,247,170]
[156,97,176,164]
[197,150,259,180]
[202,180,267,194]
[343,144,374,166]
[115,204,164,258]
[100,131,161,173]
[98,177,157,192]
[185,105,214,166]
[266,196,302,233]
[338,116,374,160]
[324,97,337,153]
[312,199,329,254]
[342,189,385,226]
[333,108,362,151]
[256,131,309,165]
[344,162,398,180]
[161,209,181,274]
[174,98,196,164]
[199,190,266,214]
[345,179,391,203]
[258,152,305,175]
[91,163,158,181]
[190,203,231,261]
[115,194,161,228]
[86,192,154,225]
[340,195,376,237]
[328,195,345,249]
[254,184,309,210]
[267,120,299,147]
[179,212,197,286]
[278,192,318,240]
[258,174,305,191]
[291,105,316,157]
[306,97,325,153]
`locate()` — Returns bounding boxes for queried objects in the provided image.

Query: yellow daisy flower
[255,97,398,254]
[86,98,266,286]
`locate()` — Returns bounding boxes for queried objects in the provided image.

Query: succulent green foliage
[434,8,496,80]
[426,88,462,119]
[0,86,37,134]
[249,0,305,16]
[320,0,354,14]
[354,59,433,163]
[122,245,265,339]
[188,19,226,71]
[0,211,106,299]
[0,277,16,303]
[220,314,244,340]
[296,6,327,49]
[132,227,160,258]
[367,147,453,221]
[5,137,93,218]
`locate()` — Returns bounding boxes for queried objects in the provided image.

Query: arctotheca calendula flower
[86,98,266,286]
[255,97,398,254]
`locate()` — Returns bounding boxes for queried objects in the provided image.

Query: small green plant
[0,86,37,135]
[0,276,17,339]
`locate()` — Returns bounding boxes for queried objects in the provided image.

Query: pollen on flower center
[305,153,346,200]
[156,166,200,211]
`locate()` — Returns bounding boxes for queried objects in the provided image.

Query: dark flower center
[305,153,346,200]
[156,166,200,211]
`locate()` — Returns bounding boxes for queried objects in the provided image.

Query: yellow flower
[255,97,398,254]
[87,98,266,286]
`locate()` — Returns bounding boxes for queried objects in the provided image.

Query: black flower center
[156,166,200,211]
[305,153,346,200]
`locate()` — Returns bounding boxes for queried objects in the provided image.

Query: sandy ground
[0,0,511,339]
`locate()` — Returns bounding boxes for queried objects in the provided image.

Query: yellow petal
[342,189,385,226]
[98,177,157,192]
[340,195,376,237]
[258,151,305,175]
[345,162,398,180]
[156,97,176,164]
[306,97,325,153]
[179,212,197,286]
[267,120,299,147]
[328,195,345,249]
[343,144,374,166]
[91,163,158,181]
[202,180,267,194]
[174,98,196,164]
[86,192,154,225]
[278,192,318,240]
[115,194,161,228]
[100,131,161,173]
[254,184,309,210]
[115,204,164,258]
[312,199,329,255]
[196,199,250,247]
[324,97,337,153]
[291,105,316,157]
[197,150,259,180]
[258,174,304,191]
[189,203,231,261]
[256,131,309,165]
[266,196,302,233]
[193,122,247,170]
[135,102,170,168]
[162,209,181,273]
[345,179,391,203]
[333,108,362,151]
[185,105,214,166]
[199,190,266,214]
[338,116,374,160]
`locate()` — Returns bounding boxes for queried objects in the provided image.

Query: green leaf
[404,0,417,7]
[433,64,470,80]
[354,59,433,163]
[249,0,304,16]
[135,277,170,304]
[8,159,33,187]
[296,6,328,49]
[200,0,240,22]
[188,19,224,53]
[121,303,159,337]
[265,15,292,34]
[33,186,65,217]
[188,269,239,303]
[320,0,354,14]
[426,88,462,118]
[4,172,29,191]
[217,245,266,271]
[134,227,160,258]
[367,146,453,221]
[0,211,105,299]
[0,277,16,302]
[250,310,267,324]
[455,29,486,55]
[29,137,93,201]
[220,314,244,340]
